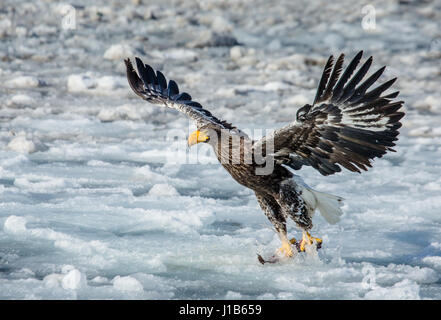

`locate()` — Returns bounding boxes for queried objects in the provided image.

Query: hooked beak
[188,130,209,147]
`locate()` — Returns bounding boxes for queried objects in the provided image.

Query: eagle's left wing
[125,57,236,131]
[254,51,405,176]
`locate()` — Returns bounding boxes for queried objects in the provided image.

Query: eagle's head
[187,123,238,148]
[187,126,219,147]
[187,129,210,146]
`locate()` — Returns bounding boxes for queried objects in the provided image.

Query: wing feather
[320,53,345,103]
[313,55,334,105]
[125,57,237,130]
[331,50,363,103]
[255,51,405,176]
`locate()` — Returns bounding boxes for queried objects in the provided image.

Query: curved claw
[277,240,294,258]
[299,232,322,252]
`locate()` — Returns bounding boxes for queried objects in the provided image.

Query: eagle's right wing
[254,51,405,176]
[125,57,236,131]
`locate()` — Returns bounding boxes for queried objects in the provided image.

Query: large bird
[124,51,404,260]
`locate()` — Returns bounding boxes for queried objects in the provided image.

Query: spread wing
[254,51,405,176]
[125,57,236,131]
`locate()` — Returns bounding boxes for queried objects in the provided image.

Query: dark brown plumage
[124,51,404,258]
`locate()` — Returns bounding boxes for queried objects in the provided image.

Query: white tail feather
[292,175,344,224]
[313,190,344,224]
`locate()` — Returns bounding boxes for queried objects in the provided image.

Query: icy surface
[1,0,441,300]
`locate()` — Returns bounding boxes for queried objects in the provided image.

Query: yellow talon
[300,232,322,252]
[277,240,294,258]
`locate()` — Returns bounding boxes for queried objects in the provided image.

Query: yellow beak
[188,130,209,147]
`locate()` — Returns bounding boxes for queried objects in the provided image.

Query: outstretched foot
[299,232,322,252]
[277,239,294,258]
[257,235,322,264]
[257,239,294,264]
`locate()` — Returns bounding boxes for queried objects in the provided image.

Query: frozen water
[112,276,144,293]
[1,0,441,299]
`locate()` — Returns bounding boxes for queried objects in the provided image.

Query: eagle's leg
[255,192,293,258]
[299,231,322,252]
[278,236,298,257]
[277,233,294,258]
[277,180,323,252]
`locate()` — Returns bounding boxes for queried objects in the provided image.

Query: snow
[112,276,144,292]
[1,0,441,300]
[61,269,87,290]
[8,136,36,154]
[7,132,48,154]
[7,94,35,108]
[363,279,421,300]
[67,74,97,92]
[5,76,41,89]
[148,183,180,197]
[67,74,125,94]
[103,44,134,61]
[230,46,246,60]
[0,19,12,37]
[4,216,27,235]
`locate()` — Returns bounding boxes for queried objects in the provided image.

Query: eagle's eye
[199,129,211,143]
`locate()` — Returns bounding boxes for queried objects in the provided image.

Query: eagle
[124,51,404,260]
